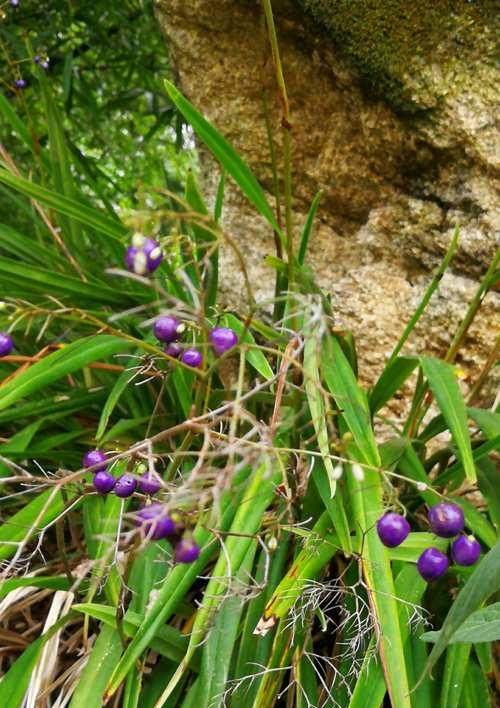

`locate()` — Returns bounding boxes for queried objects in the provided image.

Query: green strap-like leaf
[421,357,476,482]
[421,542,500,678]
[0,335,129,412]
[164,81,283,241]
[322,334,380,467]
[421,603,500,644]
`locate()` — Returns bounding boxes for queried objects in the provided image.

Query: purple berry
[114,474,137,498]
[165,342,182,358]
[428,502,464,538]
[0,332,14,357]
[376,513,410,548]
[93,470,115,494]
[15,78,27,89]
[210,327,238,356]
[174,538,200,564]
[451,535,481,566]
[35,55,50,70]
[138,472,161,495]
[82,449,107,472]
[11,0,20,7]
[124,237,163,275]
[154,315,180,343]
[180,348,202,368]
[417,547,449,581]
[135,503,176,540]
[142,238,163,272]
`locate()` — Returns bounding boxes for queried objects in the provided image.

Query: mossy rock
[298,0,497,111]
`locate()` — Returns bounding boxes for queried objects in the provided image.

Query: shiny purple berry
[210,327,238,356]
[451,535,481,566]
[174,538,200,564]
[93,470,115,494]
[154,315,180,343]
[114,474,137,498]
[0,332,14,357]
[143,238,163,272]
[165,342,182,358]
[83,449,107,472]
[135,503,176,540]
[181,348,202,368]
[376,513,410,548]
[428,502,464,538]
[124,236,163,275]
[138,472,161,495]
[15,78,27,89]
[417,547,449,581]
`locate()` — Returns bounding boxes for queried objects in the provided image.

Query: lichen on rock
[299,0,498,111]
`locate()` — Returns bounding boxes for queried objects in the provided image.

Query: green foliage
[0,7,498,708]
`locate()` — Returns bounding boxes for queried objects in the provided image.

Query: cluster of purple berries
[83,449,199,563]
[134,504,199,563]
[153,313,238,369]
[377,502,481,582]
[83,448,144,497]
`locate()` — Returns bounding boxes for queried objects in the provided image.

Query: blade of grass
[73,604,190,665]
[419,542,500,681]
[297,191,322,265]
[386,227,459,364]
[69,625,123,708]
[197,542,258,708]
[164,81,284,244]
[219,313,275,380]
[0,168,126,242]
[421,357,476,482]
[0,335,129,412]
[440,644,471,708]
[322,334,380,467]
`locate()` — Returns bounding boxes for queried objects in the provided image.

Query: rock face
[156,0,499,399]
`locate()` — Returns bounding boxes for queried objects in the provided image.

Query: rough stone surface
[156,0,499,401]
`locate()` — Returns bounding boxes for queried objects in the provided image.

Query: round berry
[82,449,107,472]
[181,348,202,368]
[14,78,27,89]
[417,547,449,581]
[35,55,50,70]
[114,474,137,498]
[154,315,180,343]
[376,513,410,548]
[451,535,481,566]
[93,470,115,494]
[142,238,163,272]
[0,332,14,357]
[138,472,161,495]
[124,237,163,275]
[165,342,182,358]
[11,0,20,7]
[135,503,176,540]
[210,327,238,357]
[174,538,200,564]
[428,502,464,538]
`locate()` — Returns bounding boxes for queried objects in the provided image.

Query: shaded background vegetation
[0,0,193,221]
